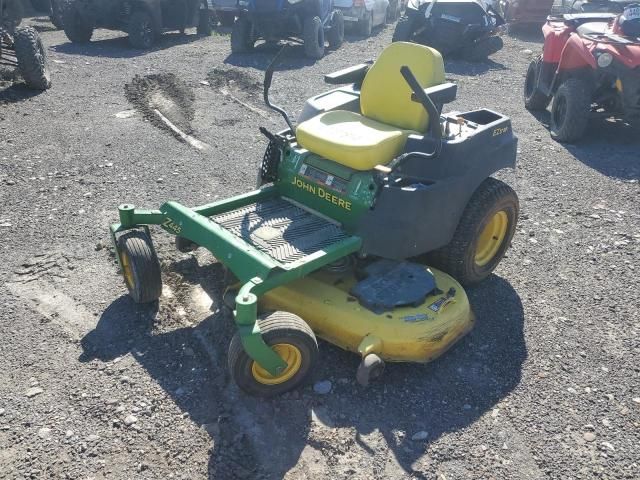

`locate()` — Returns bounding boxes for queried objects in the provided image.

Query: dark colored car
[62,0,214,49]
[499,0,554,24]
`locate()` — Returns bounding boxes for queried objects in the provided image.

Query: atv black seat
[324,63,370,85]
[577,21,610,36]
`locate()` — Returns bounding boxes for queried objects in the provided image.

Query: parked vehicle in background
[499,0,554,25]
[392,0,505,61]
[571,0,638,13]
[231,0,345,59]
[334,0,400,36]
[61,0,214,49]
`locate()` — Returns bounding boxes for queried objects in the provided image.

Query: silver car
[334,0,401,36]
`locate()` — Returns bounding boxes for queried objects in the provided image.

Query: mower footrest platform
[211,198,349,265]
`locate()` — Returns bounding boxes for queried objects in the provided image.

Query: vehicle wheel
[217,11,235,27]
[230,16,255,53]
[524,54,550,111]
[61,0,93,43]
[228,311,318,397]
[464,35,503,62]
[175,236,198,253]
[14,27,51,90]
[327,10,344,50]
[392,15,413,42]
[303,16,325,59]
[197,8,212,35]
[50,0,64,29]
[425,178,519,286]
[358,10,373,37]
[356,353,385,387]
[550,78,591,143]
[117,230,162,304]
[386,0,400,23]
[128,10,156,49]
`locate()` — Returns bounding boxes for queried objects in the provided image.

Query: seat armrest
[411,83,457,106]
[324,64,370,85]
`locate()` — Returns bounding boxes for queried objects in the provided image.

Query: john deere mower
[110,42,519,396]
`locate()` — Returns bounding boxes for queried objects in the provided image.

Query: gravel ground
[1,14,639,480]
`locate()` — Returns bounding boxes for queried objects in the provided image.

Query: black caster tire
[228,311,318,397]
[117,230,162,304]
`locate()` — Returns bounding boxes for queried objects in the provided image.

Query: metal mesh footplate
[211,198,349,264]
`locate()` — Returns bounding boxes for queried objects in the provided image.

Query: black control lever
[264,46,295,133]
[400,65,442,143]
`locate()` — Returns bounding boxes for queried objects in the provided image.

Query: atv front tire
[425,178,518,286]
[62,0,94,43]
[117,231,162,304]
[128,10,157,49]
[230,17,255,53]
[524,55,550,111]
[327,10,344,50]
[392,15,413,42]
[550,78,591,143]
[228,311,318,397]
[464,35,503,62]
[14,27,52,90]
[303,16,325,59]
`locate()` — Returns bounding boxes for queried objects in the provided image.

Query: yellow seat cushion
[296,110,415,171]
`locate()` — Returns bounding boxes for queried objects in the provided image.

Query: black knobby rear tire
[197,8,212,35]
[228,311,318,397]
[61,0,93,43]
[358,10,373,37]
[117,230,162,304]
[464,35,503,62]
[425,178,519,286]
[392,15,413,42]
[327,10,344,50]
[303,16,325,59]
[524,54,551,111]
[230,16,254,53]
[550,78,591,143]
[128,10,157,49]
[14,27,52,90]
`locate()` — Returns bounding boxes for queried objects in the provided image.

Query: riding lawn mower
[0,0,51,90]
[525,4,640,142]
[110,42,519,396]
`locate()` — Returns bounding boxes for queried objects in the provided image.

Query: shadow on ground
[80,256,525,479]
[0,82,48,104]
[528,109,640,179]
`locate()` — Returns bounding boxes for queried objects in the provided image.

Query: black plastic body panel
[356,109,517,259]
[324,63,370,85]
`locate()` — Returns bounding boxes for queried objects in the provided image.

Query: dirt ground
[1,14,639,480]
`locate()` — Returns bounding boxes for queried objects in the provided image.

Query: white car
[334,0,401,36]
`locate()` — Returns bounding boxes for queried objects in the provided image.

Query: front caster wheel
[117,230,162,303]
[228,311,318,397]
[356,353,385,387]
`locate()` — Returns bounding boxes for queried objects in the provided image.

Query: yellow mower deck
[260,267,474,363]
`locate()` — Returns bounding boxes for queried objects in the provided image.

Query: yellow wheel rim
[475,211,508,267]
[251,344,302,385]
[120,251,135,290]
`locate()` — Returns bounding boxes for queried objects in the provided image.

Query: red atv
[524,5,640,142]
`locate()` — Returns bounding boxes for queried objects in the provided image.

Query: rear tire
[14,26,52,90]
[217,11,235,27]
[387,0,400,22]
[117,231,162,304]
[62,0,93,43]
[550,78,591,143]
[228,311,318,397]
[197,9,212,35]
[128,10,157,49]
[303,16,325,59]
[524,55,550,111]
[392,15,413,42]
[50,0,64,29]
[327,10,344,50]
[358,10,373,37]
[464,35,503,62]
[230,16,254,53]
[425,178,519,286]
